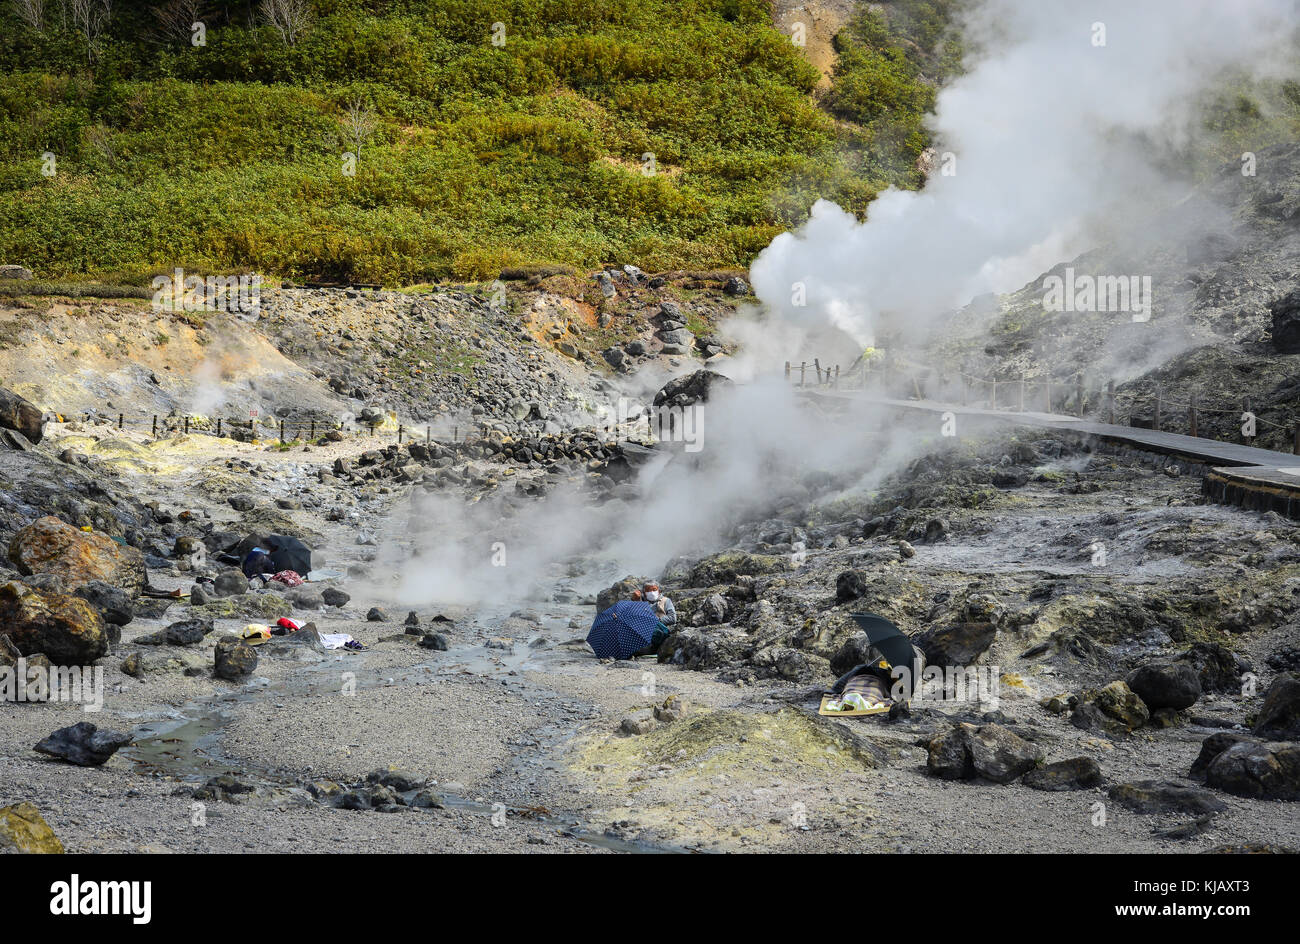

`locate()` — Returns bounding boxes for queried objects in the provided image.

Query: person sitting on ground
[630,581,676,656]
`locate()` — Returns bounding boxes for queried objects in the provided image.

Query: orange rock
[0,582,108,664]
[9,516,145,596]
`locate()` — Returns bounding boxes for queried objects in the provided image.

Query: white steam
[752,0,1300,346]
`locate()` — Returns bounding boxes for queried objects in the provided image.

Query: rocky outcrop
[9,516,146,596]
[0,387,43,445]
[915,622,997,668]
[653,369,734,410]
[1200,738,1300,800]
[0,581,108,664]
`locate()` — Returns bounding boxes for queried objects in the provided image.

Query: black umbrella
[266,534,312,575]
[841,612,921,689]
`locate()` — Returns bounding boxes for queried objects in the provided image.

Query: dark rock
[228,494,256,512]
[366,607,388,622]
[214,635,258,680]
[926,722,1042,784]
[33,721,131,766]
[136,618,213,647]
[418,632,449,651]
[365,768,425,792]
[652,370,734,410]
[1204,741,1300,800]
[1126,661,1201,710]
[1176,642,1245,694]
[1022,757,1103,791]
[70,580,133,626]
[1108,780,1227,815]
[1254,673,1300,740]
[830,634,876,677]
[834,570,867,604]
[915,622,996,668]
[321,587,350,607]
[1270,289,1300,354]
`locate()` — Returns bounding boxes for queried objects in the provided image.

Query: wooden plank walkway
[800,388,1300,517]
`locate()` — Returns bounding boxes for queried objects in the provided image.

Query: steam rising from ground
[385,382,929,607]
[751,0,1300,346]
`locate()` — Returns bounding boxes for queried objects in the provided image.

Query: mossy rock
[189,593,291,621]
[0,802,64,853]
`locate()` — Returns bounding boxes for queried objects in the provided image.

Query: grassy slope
[0,0,960,284]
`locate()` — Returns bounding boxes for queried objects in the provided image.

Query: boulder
[926,722,1043,784]
[418,632,449,651]
[1108,780,1228,815]
[834,570,867,603]
[1090,680,1150,733]
[0,581,107,664]
[915,622,996,668]
[1022,757,1103,791]
[1204,741,1300,800]
[135,618,212,647]
[213,569,250,597]
[0,388,43,445]
[686,552,786,587]
[1126,661,1201,711]
[321,587,350,607]
[34,721,131,767]
[70,580,134,627]
[9,516,145,595]
[0,802,63,854]
[214,635,258,680]
[1253,673,1300,740]
[830,634,877,677]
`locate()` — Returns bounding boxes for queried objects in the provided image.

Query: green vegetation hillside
[0,0,963,284]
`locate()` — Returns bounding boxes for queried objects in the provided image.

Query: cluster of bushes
[0,0,958,283]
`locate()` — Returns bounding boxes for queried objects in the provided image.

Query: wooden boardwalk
[801,388,1300,518]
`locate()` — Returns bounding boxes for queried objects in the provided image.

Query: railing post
[1044,376,1052,414]
[1153,386,1162,431]
[814,358,822,385]
[117,412,123,430]
[990,379,997,411]
[152,415,157,437]
[1106,380,1115,424]
[1019,374,1026,412]
[1242,396,1252,444]
[784,361,791,382]
[1075,373,1084,418]
[800,362,806,387]
[279,419,285,443]
[216,418,222,437]
[1189,391,1198,438]
[398,424,404,444]
[184,416,190,434]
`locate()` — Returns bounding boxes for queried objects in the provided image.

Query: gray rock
[70,580,133,626]
[1126,661,1201,710]
[135,618,212,647]
[1108,780,1228,815]
[1254,673,1300,740]
[1022,757,1103,791]
[214,635,258,680]
[213,570,250,597]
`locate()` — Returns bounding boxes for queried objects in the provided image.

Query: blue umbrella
[588,600,660,659]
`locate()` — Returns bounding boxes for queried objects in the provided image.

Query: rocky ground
[0,267,1297,855]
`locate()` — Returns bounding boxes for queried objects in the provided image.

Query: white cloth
[318,633,355,651]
